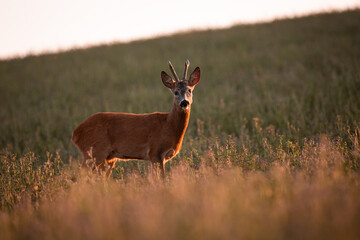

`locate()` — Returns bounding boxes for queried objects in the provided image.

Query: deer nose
[180,100,189,108]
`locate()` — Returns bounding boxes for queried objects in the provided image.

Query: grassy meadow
[1,10,360,239]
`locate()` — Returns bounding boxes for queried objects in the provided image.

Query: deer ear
[161,71,174,89]
[188,67,200,87]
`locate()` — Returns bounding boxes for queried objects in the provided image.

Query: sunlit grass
[0,135,359,239]
[0,10,360,239]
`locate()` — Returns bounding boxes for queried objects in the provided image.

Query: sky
[0,0,359,59]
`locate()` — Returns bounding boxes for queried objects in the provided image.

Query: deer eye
[174,91,179,96]
[188,89,192,94]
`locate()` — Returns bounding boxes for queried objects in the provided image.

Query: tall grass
[0,10,360,239]
[0,135,359,239]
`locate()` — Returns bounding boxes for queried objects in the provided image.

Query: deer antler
[168,61,180,82]
[183,59,190,80]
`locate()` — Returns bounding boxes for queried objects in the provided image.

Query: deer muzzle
[180,100,189,109]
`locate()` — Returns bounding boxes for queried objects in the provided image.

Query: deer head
[161,60,201,110]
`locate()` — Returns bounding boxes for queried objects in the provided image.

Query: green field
[1,10,360,239]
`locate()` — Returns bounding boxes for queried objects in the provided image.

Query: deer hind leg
[92,153,109,174]
[85,145,111,174]
[81,152,91,168]
[79,146,97,169]
[105,159,116,178]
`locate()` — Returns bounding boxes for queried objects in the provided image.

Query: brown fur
[72,62,200,177]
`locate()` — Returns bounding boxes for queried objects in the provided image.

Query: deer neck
[167,101,191,145]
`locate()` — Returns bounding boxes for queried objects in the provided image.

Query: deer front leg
[159,160,165,178]
[149,161,165,178]
[150,162,157,176]
[150,146,172,178]
[149,151,166,178]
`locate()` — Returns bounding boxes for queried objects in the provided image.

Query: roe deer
[72,60,200,177]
